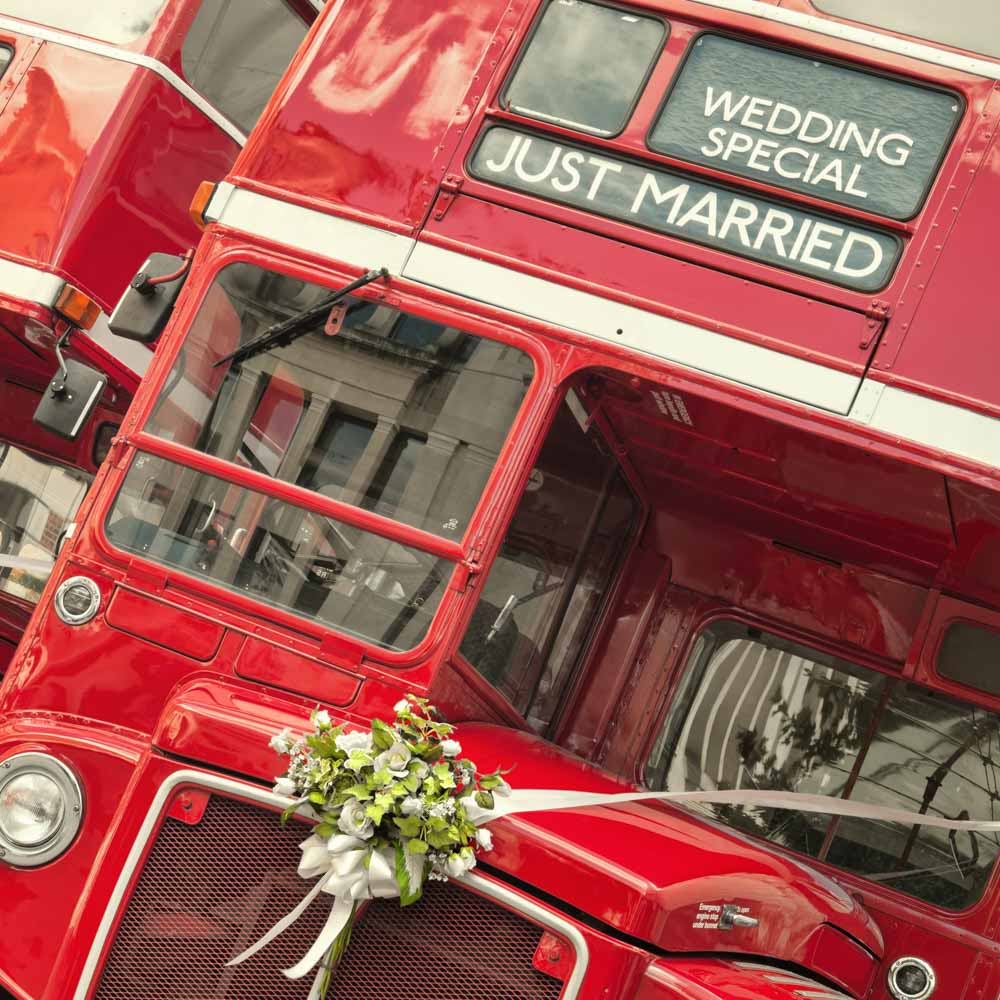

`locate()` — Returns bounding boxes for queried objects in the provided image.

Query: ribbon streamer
[231,785,1000,982]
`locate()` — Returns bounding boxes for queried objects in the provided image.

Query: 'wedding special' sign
[470,127,901,290]
[649,35,961,220]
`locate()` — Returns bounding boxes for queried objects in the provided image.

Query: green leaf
[403,774,420,793]
[372,718,396,751]
[344,784,372,801]
[407,838,429,854]
[425,830,454,849]
[393,815,422,837]
[366,804,387,825]
[308,791,327,805]
[315,822,335,838]
[433,763,456,789]
[475,790,495,810]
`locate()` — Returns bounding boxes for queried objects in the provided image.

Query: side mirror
[33,336,107,441]
[108,252,191,343]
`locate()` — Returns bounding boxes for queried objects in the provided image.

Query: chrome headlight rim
[887,957,936,1000]
[53,575,101,625]
[0,752,84,867]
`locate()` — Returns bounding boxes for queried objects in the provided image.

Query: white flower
[410,760,429,779]
[428,800,456,819]
[441,739,462,758]
[401,796,424,817]
[494,778,512,797]
[313,709,332,729]
[393,698,412,714]
[337,799,374,840]
[375,742,412,774]
[273,776,297,798]
[459,767,474,785]
[445,848,476,878]
[269,728,293,754]
[335,731,373,754]
[475,828,493,851]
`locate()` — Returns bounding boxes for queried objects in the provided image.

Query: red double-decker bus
[0,0,321,674]
[4,1,1000,999]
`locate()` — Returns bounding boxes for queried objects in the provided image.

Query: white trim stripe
[850,384,1000,471]
[0,256,63,306]
[0,16,246,145]
[207,183,1000,474]
[73,769,589,999]
[403,243,860,414]
[205,182,416,276]
[689,0,1000,80]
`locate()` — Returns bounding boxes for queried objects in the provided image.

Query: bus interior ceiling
[541,366,1000,756]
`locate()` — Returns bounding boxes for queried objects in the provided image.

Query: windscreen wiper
[213,267,389,369]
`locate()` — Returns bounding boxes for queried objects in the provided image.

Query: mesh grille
[94,793,567,1000]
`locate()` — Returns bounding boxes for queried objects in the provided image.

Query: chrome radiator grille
[93,792,566,999]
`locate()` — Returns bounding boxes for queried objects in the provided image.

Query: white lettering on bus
[696,87,918,201]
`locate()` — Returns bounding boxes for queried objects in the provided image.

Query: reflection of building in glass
[0,446,91,603]
[651,624,1000,910]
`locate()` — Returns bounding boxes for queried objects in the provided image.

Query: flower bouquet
[235,696,510,998]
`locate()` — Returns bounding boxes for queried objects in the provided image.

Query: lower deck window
[106,454,449,652]
[647,622,1000,910]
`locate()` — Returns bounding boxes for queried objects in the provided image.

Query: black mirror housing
[33,359,108,441]
[108,253,189,343]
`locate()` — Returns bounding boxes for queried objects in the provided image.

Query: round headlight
[0,754,83,867]
[54,576,101,625]
[887,957,935,1000]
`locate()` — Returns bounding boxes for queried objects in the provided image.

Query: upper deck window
[502,0,666,137]
[813,0,1000,61]
[0,1,166,44]
[182,0,310,132]
[647,622,1000,910]
[145,263,534,545]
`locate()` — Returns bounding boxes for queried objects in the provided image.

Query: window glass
[503,0,666,137]
[182,0,310,132]
[106,454,450,651]
[937,623,1000,697]
[0,1,165,44]
[648,622,1000,909]
[460,396,637,732]
[812,0,1000,61]
[0,444,92,604]
[147,263,534,543]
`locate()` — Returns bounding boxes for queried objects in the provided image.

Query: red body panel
[6,1,1000,999]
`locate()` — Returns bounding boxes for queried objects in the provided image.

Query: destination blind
[470,126,901,291]
[649,34,961,220]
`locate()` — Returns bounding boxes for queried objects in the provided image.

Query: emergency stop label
[471,126,900,290]
[649,35,961,219]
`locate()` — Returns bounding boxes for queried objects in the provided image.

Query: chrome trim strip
[688,0,1000,80]
[0,16,246,145]
[74,769,589,999]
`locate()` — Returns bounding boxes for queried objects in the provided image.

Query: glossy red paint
[8,1,1000,998]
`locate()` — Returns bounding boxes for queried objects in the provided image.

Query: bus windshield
[145,263,534,544]
[104,262,535,650]
[647,622,1000,910]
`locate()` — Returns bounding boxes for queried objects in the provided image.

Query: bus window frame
[450,376,649,735]
[635,606,1000,922]
[644,29,965,224]
[90,243,555,669]
[497,0,670,141]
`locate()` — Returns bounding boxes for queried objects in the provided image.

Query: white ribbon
[230,785,1000,984]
